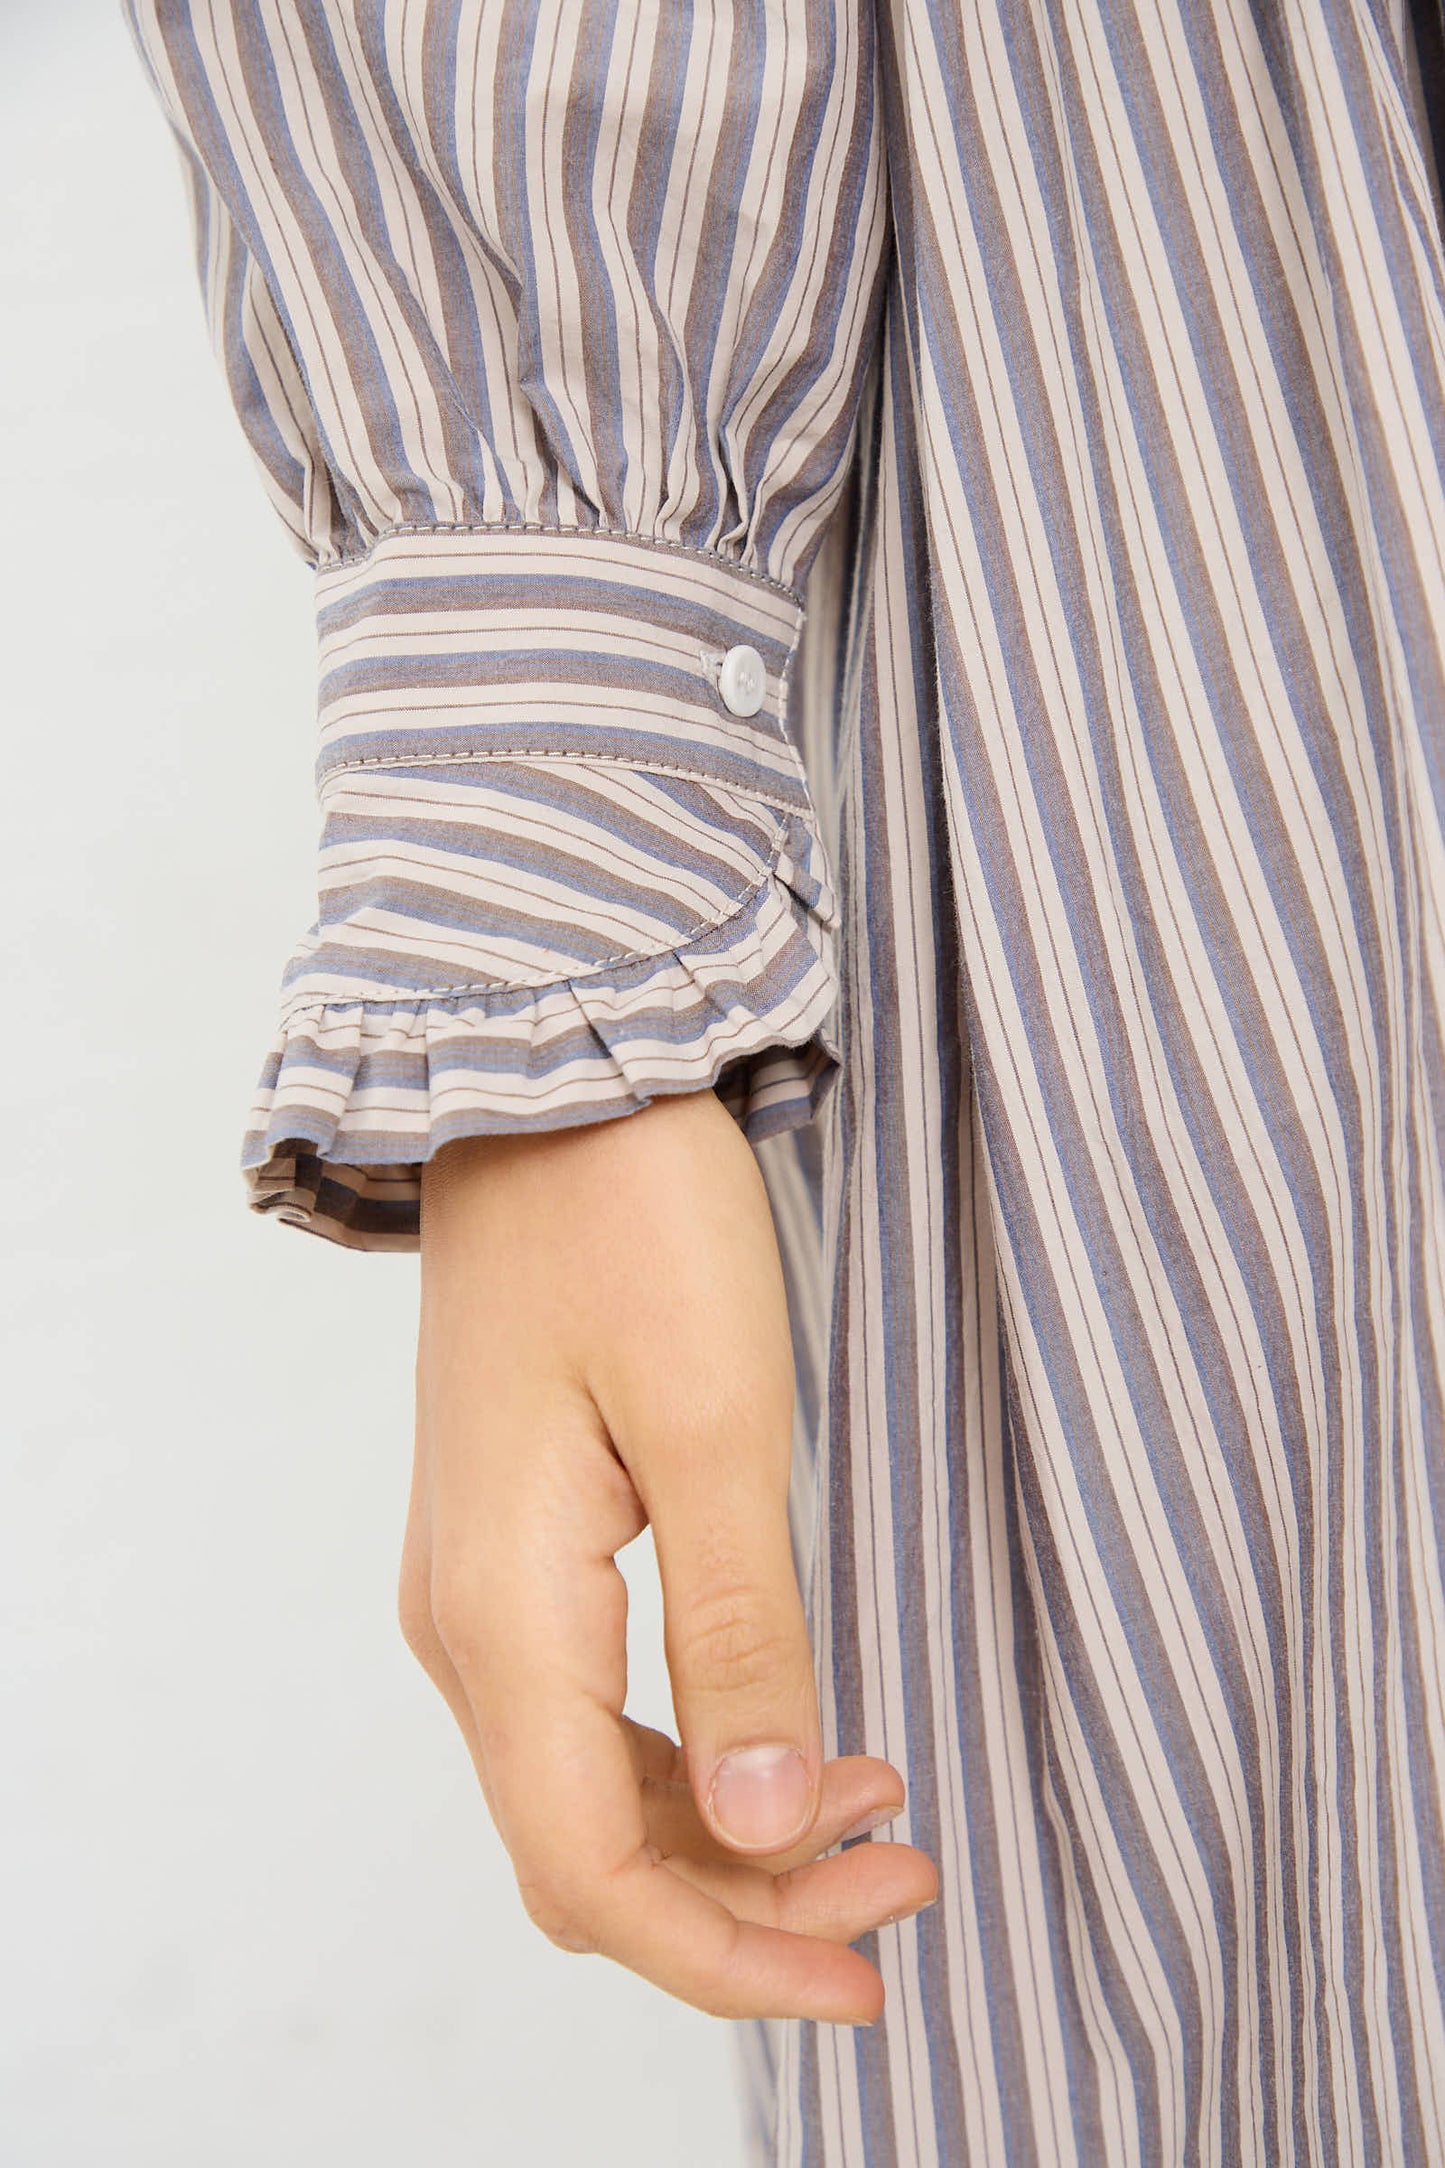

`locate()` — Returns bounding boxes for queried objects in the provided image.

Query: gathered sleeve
[123,0,892,1247]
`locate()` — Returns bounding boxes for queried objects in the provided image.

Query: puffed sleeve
[122,0,891,1248]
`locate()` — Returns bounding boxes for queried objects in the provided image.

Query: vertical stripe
[124,2,1445,2157]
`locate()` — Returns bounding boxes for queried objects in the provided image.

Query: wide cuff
[241,525,841,1249]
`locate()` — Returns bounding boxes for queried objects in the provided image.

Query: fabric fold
[232,523,844,1247]
[241,805,840,1248]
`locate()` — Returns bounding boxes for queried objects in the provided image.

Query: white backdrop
[0,8,745,2162]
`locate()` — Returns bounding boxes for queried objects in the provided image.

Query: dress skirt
[742,8,1445,2158]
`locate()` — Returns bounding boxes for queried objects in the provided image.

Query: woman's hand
[401,1085,938,2025]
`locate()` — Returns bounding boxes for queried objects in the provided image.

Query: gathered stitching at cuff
[276,803,793,1007]
[242,522,840,1248]
[320,519,808,611]
[241,805,841,1250]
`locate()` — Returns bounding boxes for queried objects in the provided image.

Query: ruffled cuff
[241,525,842,1249]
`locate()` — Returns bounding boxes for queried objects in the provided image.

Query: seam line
[314,521,807,610]
[275,820,822,1007]
[317,747,810,813]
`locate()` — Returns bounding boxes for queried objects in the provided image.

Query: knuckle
[427,1559,489,1667]
[515,1876,599,1957]
[691,1914,749,2019]
[396,1554,437,1664]
[674,1587,796,1697]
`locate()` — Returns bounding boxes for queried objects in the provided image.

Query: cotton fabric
[125,3,1445,2161]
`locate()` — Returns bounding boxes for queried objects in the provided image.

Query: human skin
[400,1084,940,2025]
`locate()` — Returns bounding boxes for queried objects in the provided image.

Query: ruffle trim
[240,810,842,1250]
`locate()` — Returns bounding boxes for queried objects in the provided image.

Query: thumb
[650,1456,824,1856]
[567,1084,824,1856]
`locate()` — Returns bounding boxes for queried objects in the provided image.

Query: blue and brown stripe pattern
[126,0,1445,2161]
[257,527,847,1239]
[124,0,889,1243]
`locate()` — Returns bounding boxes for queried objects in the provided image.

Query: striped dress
[124,3,1445,2160]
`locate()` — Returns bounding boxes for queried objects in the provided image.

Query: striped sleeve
[122,0,891,1247]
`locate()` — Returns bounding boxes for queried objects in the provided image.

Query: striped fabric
[124,2,1445,2163]
[260,527,846,1234]
[124,0,887,1241]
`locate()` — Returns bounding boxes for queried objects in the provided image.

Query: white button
[718,643,767,717]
